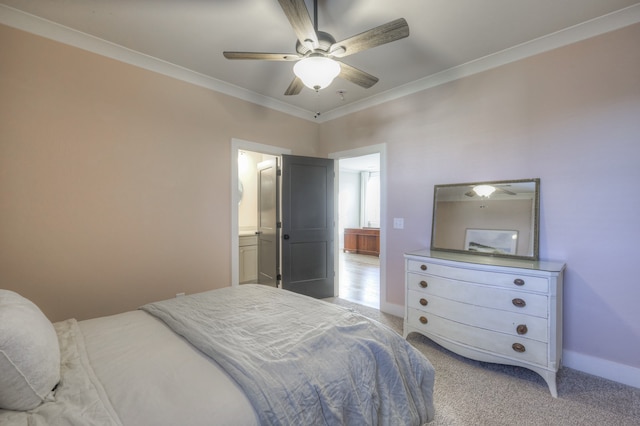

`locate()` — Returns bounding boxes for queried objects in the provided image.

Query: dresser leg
[544,371,558,398]
[530,367,558,397]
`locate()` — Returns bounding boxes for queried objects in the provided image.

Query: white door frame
[230,138,291,287]
[231,139,388,309]
[329,144,388,311]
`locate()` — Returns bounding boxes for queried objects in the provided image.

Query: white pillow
[0,289,61,411]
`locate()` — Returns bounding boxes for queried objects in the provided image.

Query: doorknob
[283,234,290,240]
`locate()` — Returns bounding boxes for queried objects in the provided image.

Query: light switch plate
[393,218,404,229]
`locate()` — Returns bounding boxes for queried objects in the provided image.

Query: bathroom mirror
[431,178,540,260]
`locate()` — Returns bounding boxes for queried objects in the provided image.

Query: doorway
[237,150,279,286]
[232,140,335,299]
[231,139,290,288]
[231,139,386,309]
[336,153,381,309]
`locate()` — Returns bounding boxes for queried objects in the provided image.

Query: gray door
[257,158,278,287]
[281,154,335,298]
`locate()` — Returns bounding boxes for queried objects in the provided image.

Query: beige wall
[0,25,318,321]
[319,24,640,370]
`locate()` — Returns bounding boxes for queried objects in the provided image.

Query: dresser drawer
[407,290,548,342]
[407,259,549,293]
[407,273,548,318]
[407,308,548,366]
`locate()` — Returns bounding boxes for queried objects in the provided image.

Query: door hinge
[277,274,282,281]
[277,221,282,228]
[277,169,282,176]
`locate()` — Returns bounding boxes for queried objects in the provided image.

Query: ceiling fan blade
[284,76,304,96]
[338,62,379,89]
[497,187,517,196]
[277,0,319,50]
[223,52,300,61]
[330,18,410,58]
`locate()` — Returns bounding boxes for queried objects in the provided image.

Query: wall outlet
[393,218,404,229]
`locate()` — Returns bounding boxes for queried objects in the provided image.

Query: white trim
[230,139,291,287]
[330,159,340,297]
[329,144,388,311]
[3,3,640,122]
[563,350,640,390]
[382,302,404,319]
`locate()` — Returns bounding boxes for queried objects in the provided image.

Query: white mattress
[78,310,259,426]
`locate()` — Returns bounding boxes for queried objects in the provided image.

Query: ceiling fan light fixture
[293,56,341,91]
[473,185,496,197]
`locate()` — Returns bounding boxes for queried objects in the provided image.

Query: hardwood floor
[338,252,380,308]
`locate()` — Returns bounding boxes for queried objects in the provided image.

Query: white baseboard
[380,301,404,319]
[563,350,640,390]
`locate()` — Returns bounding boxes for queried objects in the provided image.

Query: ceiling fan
[223,0,410,95]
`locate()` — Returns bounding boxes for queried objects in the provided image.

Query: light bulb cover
[473,184,496,197]
[293,56,341,91]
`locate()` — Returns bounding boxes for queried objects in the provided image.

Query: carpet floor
[324,297,640,425]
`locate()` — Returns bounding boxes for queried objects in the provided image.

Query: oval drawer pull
[419,316,428,324]
[516,324,528,335]
[512,298,526,308]
[513,278,525,286]
[512,343,526,353]
[419,298,428,306]
[419,280,428,288]
[420,264,428,271]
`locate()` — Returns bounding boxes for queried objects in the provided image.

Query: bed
[0,285,435,425]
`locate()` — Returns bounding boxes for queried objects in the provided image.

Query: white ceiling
[2,1,639,121]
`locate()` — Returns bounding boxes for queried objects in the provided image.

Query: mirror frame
[430,178,540,260]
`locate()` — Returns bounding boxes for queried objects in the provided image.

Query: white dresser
[404,249,565,397]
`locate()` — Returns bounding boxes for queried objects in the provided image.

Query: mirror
[431,178,540,260]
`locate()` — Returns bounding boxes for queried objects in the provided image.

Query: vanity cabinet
[404,249,565,397]
[239,235,258,284]
[343,228,380,256]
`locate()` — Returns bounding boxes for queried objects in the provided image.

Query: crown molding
[0,4,313,121]
[3,3,639,123]
[319,3,640,122]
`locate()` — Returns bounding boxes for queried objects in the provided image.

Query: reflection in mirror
[431,179,540,260]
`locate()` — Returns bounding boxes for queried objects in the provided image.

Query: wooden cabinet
[239,235,258,284]
[343,228,380,256]
[404,249,565,397]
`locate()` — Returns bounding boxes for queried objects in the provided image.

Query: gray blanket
[141,285,435,425]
